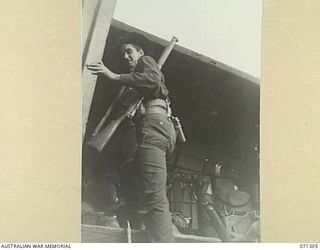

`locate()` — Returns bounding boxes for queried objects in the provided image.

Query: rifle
[87,36,179,152]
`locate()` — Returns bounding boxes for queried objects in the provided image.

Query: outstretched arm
[86,62,120,81]
[87,56,163,94]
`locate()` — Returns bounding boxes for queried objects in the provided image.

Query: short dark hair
[122,43,143,53]
[117,32,154,57]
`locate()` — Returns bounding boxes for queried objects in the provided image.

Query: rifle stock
[91,86,127,137]
[86,95,142,152]
[87,112,127,152]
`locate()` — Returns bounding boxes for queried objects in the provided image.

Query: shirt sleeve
[119,56,162,94]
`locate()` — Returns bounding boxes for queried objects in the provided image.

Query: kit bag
[214,179,254,239]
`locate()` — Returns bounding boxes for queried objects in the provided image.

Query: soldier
[87,32,176,242]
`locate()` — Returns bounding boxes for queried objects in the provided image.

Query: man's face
[121,44,144,71]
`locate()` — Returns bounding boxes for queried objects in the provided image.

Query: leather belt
[144,98,167,107]
[144,106,168,116]
[141,98,171,116]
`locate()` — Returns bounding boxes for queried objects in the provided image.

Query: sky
[113,0,262,78]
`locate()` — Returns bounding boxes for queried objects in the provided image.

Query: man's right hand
[87,62,120,81]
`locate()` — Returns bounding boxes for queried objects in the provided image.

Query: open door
[82,0,117,139]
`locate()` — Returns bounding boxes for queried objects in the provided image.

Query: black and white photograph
[3,0,320,245]
[81,0,261,243]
